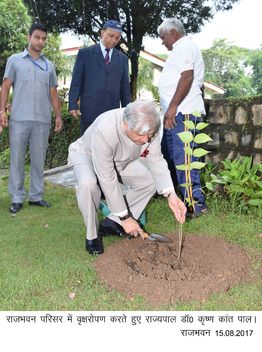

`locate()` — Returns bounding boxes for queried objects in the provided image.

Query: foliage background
[0,0,31,79]
[202,39,262,98]
[0,0,68,80]
[22,0,239,99]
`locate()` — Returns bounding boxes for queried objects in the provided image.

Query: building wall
[204,96,262,165]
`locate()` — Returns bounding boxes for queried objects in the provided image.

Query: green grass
[0,177,261,311]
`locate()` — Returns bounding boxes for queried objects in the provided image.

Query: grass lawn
[0,176,261,311]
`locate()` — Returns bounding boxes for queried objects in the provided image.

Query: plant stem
[178,222,183,260]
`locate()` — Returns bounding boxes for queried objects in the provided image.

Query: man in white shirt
[158,17,207,218]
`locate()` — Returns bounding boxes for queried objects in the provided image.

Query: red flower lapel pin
[140,148,149,157]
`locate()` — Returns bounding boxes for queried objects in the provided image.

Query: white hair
[123,100,160,135]
[157,18,186,36]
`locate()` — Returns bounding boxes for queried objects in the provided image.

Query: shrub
[0,126,9,152]
[45,107,79,169]
[0,90,80,170]
[204,156,262,213]
[0,147,10,169]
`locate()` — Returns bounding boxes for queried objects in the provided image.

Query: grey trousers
[72,157,156,240]
[9,120,51,203]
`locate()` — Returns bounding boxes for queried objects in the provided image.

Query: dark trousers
[161,112,206,211]
[80,120,93,136]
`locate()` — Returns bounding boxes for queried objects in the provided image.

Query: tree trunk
[129,49,139,101]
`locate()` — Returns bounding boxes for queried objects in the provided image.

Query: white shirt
[158,36,205,115]
[100,42,113,61]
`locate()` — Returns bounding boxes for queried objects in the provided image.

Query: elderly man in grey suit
[68,100,186,255]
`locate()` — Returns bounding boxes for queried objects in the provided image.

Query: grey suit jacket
[68,108,173,213]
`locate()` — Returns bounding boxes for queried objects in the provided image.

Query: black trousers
[80,120,93,136]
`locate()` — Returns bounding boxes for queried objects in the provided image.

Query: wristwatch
[164,191,176,198]
[119,213,131,221]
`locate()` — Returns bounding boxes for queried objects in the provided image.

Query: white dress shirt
[100,42,113,61]
[158,36,206,115]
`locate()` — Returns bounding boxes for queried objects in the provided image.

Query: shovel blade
[147,233,173,243]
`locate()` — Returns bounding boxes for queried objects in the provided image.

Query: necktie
[105,48,110,64]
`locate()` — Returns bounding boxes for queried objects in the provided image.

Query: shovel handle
[139,229,149,240]
[126,229,149,240]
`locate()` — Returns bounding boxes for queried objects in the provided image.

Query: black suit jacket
[68,44,131,123]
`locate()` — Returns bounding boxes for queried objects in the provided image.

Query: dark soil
[96,234,252,305]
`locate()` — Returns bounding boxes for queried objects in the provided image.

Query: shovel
[111,169,173,244]
[128,229,173,243]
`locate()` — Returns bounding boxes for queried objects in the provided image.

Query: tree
[22,0,239,100]
[43,34,69,77]
[0,0,31,79]
[137,57,159,101]
[202,39,255,98]
[249,47,262,95]
[0,1,69,84]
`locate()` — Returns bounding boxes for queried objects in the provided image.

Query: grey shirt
[4,49,58,124]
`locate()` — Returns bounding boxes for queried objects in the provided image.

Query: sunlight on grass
[0,178,261,311]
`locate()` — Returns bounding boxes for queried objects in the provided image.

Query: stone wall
[204,95,262,165]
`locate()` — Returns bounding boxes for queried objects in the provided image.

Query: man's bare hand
[168,192,187,224]
[121,217,143,238]
[69,110,81,118]
[0,112,8,128]
[54,116,63,133]
[164,106,177,129]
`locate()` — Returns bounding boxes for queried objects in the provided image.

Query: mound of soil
[96,234,251,305]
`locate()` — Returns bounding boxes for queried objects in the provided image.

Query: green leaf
[177,131,194,143]
[193,148,210,157]
[205,182,214,191]
[183,120,195,130]
[184,146,193,155]
[176,164,190,171]
[196,122,209,130]
[255,181,262,189]
[229,185,246,193]
[221,159,232,169]
[190,161,206,169]
[192,111,201,117]
[247,199,262,206]
[185,197,193,205]
[256,164,262,172]
[194,133,213,144]
[180,182,192,188]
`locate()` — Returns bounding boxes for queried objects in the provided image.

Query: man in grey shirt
[0,23,63,213]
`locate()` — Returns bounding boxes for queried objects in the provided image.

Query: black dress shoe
[98,217,127,237]
[186,206,208,219]
[28,200,51,208]
[9,203,23,214]
[85,237,104,255]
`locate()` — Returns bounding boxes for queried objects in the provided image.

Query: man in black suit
[68,20,131,135]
